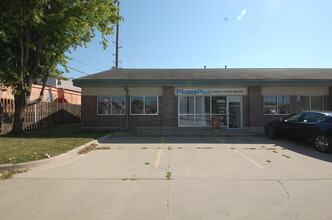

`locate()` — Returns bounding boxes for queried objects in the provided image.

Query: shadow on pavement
[97,134,332,163]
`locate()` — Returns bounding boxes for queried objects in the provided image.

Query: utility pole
[115,1,120,69]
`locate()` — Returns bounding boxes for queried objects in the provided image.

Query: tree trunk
[10,92,29,135]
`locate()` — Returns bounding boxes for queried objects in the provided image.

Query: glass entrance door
[227,96,242,129]
[178,95,243,128]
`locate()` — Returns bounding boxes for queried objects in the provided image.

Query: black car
[265,112,332,153]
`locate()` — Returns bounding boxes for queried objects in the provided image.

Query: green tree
[0,0,121,135]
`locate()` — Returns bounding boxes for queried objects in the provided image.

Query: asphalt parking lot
[1,136,332,220]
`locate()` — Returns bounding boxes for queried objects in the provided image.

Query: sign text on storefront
[175,88,247,96]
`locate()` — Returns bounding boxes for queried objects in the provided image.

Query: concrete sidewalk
[110,127,264,137]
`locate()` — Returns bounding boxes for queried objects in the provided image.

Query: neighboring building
[0,78,81,104]
[73,68,332,130]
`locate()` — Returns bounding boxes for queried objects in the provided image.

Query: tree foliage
[0,0,121,134]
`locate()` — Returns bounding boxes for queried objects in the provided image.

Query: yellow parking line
[215,137,263,169]
[234,149,264,169]
[154,138,164,168]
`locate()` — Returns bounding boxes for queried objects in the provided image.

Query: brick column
[248,87,264,127]
[161,87,178,127]
[242,95,249,127]
[81,96,96,127]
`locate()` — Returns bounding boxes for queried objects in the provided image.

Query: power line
[119,49,135,67]
[76,50,113,70]
[65,71,81,76]
[120,26,143,67]
[119,39,139,67]
[123,20,146,67]
[72,59,104,72]
[67,66,89,75]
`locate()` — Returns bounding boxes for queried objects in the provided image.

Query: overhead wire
[121,20,146,67]
[118,50,133,67]
[72,59,104,72]
[66,71,81,76]
[75,49,113,70]
[67,66,89,75]
[119,39,139,67]
[120,26,143,67]
[122,20,146,67]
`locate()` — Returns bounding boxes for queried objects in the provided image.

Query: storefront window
[211,97,227,126]
[112,96,125,114]
[277,96,291,114]
[212,97,226,114]
[294,96,310,113]
[98,96,111,114]
[179,96,228,127]
[179,96,211,126]
[179,96,194,114]
[195,115,211,126]
[264,96,277,114]
[264,96,291,114]
[195,96,210,114]
[98,96,125,115]
[131,96,144,114]
[294,96,323,112]
[179,115,195,126]
[145,96,158,114]
[131,96,158,115]
[311,96,324,111]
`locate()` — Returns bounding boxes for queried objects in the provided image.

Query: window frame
[97,96,126,116]
[263,96,292,115]
[130,96,159,115]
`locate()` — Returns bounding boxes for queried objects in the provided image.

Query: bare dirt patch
[78,143,98,155]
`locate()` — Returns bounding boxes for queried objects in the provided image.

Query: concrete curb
[0,134,111,171]
[110,133,265,138]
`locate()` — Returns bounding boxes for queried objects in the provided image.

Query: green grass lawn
[0,124,108,165]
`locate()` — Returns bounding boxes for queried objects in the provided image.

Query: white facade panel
[262,87,329,96]
[82,87,163,96]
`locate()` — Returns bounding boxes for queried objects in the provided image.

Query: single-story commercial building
[73,68,332,130]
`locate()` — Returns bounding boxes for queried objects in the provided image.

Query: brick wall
[128,115,161,127]
[81,96,125,127]
[247,86,264,127]
[161,87,178,127]
[242,95,249,127]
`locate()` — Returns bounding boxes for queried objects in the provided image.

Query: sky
[62,0,332,79]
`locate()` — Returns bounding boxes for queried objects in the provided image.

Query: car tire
[267,126,277,139]
[313,134,331,153]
